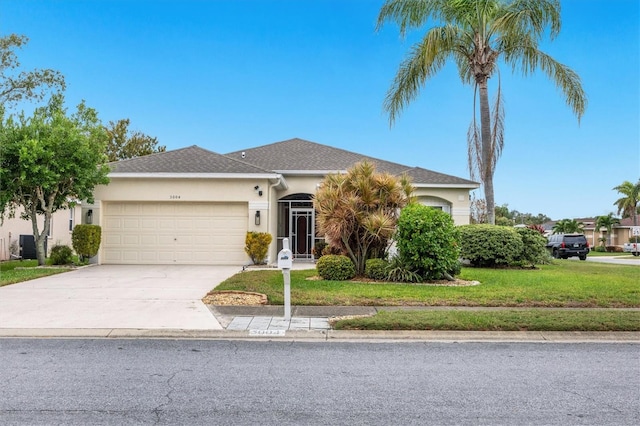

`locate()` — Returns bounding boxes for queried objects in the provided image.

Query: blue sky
[4,0,639,220]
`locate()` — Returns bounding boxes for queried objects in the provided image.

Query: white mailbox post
[277,238,293,320]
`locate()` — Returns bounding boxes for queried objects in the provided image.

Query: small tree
[314,161,413,276]
[595,213,620,246]
[552,219,584,234]
[0,95,110,265]
[395,203,460,280]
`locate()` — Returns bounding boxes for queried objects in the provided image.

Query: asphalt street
[1,339,638,425]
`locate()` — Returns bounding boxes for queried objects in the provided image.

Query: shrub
[594,246,606,252]
[386,256,422,283]
[395,204,461,280]
[458,224,524,267]
[244,232,272,264]
[312,241,328,259]
[49,245,73,265]
[316,255,356,281]
[72,225,102,261]
[365,258,389,280]
[606,245,623,253]
[322,244,343,256]
[515,227,550,266]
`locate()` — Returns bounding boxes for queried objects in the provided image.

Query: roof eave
[108,172,281,179]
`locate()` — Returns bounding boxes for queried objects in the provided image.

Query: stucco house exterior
[0,205,82,261]
[82,138,478,265]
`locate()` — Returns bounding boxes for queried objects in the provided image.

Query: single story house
[0,205,82,261]
[81,138,479,265]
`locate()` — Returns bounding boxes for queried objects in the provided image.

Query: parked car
[623,242,640,256]
[546,234,590,260]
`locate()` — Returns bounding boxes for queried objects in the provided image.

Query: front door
[290,208,314,260]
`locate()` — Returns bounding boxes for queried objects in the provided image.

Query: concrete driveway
[0,265,241,330]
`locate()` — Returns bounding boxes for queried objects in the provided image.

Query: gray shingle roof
[226,138,478,186]
[109,145,273,174]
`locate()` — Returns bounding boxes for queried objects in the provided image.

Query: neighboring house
[87,138,479,265]
[0,205,82,261]
[545,215,640,249]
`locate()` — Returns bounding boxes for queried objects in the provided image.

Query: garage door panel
[103,202,248,265]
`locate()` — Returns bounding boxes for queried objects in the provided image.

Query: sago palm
[377,0,586,224]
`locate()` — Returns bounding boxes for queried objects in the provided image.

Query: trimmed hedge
[515,227,550,266]
[316,255,356,281]
[72,225,102,261]
[458,224,524,267]
[365,258,389,280]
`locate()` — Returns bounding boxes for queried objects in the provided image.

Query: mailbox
[278,238,293,269]
[277,248,293,269]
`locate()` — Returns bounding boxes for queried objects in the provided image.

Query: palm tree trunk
[478,78,495,225]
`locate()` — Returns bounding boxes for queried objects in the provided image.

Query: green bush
[49,245,73,265]
[245,232,272,264]
[72,225,102,261]
[365,258,389,280]
[458,224,524,267]
[515,227,550,266]
[395,204,461,280]
[593,246,606,252]
[316,255,356,281]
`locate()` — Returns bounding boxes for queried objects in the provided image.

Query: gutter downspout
[267,175,286,264]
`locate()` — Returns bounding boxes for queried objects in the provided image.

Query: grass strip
[332,309,640,332]
[0,260,69,287]
[214,262,640,308]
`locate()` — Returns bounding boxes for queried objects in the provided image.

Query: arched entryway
[277,193,316,260]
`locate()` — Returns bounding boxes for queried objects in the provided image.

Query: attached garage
[102,202,248,265]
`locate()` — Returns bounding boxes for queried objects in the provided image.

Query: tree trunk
[30,210,51,266]
[478,78,495,225]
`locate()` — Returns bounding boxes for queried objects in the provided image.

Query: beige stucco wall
[0,205,82,261]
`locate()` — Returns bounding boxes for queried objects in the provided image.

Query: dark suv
[546,234,590,260]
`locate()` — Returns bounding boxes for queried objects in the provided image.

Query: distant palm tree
[613,180,640,225]
[377,0,586,224]
[595,213,620,246]
[552,219,584,234]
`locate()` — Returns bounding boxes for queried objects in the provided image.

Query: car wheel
[553,249,560,259]
[579,255,586,261]
[633,252,639,257]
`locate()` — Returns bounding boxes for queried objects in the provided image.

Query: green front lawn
[0,260,69,287]
[214,261,639,308]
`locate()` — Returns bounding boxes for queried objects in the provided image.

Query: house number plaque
[169,195,181,199]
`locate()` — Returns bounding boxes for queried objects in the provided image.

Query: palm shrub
[386,256,422,283]
[395,203,460,280]
[515,227,550,267]
[458,224,523,267]
[314,161,413,276]
[244,232,272,265]
[72,224,102,261]
[316,255,356,281]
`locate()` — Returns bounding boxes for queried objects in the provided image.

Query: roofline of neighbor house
[413,183,480,189]
[108,172,282,180]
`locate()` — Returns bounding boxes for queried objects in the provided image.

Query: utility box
[19,234,39,260]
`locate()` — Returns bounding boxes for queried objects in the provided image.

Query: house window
[69,209,75,231]
[420,197,451,214]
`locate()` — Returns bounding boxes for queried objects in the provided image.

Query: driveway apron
[0,265,240,330]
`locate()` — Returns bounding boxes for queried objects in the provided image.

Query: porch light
[87,209,93,224]
[255,210,261,226]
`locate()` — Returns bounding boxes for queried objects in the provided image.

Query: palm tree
[377,0,586,224]
[613,180,640,225]
[595,213,620,247]
[314,161,414,275]
[552,219,583,234]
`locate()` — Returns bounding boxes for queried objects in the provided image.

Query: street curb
[1,328,638,343]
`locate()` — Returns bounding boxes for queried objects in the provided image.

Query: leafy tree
[0,95,110,265]
[105,118,166,161]
[0,34,65,107]
[314,161,413,275]
[595,213,620,247]
[552,219,584,234]
[377,0,586,225]
[613,179,640,227]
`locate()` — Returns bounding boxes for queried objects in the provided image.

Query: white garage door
[102,202,248,265]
